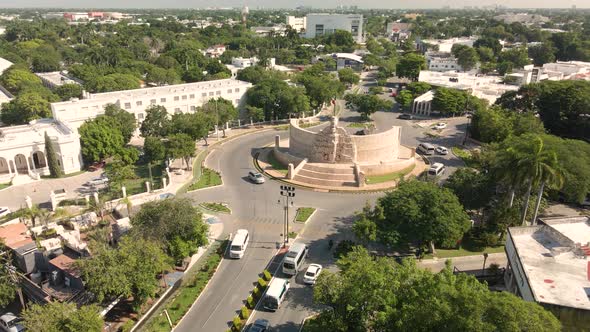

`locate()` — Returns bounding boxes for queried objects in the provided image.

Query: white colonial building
[0,119,83,182]
[305,14,363,43]
[51,78,252,131]
[0,78,251,180]
[286,16,306,32]
[425,52,463,72]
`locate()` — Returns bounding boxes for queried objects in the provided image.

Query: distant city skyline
[0,0,586,9]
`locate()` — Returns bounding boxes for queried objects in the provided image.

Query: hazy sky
[0,0,586,9]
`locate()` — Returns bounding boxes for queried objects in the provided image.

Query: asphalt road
[175,98,469,331]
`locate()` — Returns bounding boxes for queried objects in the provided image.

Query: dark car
[398,113,414,120]
[249,319,269,332]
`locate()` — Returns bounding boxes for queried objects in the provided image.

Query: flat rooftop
[0,118,76,149]
[35,71,82,86]
[509,216,590,310]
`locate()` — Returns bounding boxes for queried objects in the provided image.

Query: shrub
[263,269,272,281]
[120,319,135,332]
[247,295,255,309]
[232,316,242,331]
[334,240,357,259]
[257,277,267,289]
[240,306,250,320]
[252,286,261,299]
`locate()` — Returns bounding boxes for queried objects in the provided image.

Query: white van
[417,143,435,155]
[428,163,446,177]
[282,243,308,276]
[229,229,249,259]
[262,277,290,311]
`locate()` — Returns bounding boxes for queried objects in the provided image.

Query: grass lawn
[41,170,86,179]
[347,122,375,129]
[100,163,166,201]
[425,245,505,259]
[451,146,480,168]
[0,183,11,190]
[365,165,416,185]
[187,168,222,192]
[267,152,288,175]
[145,240,227,332]
[295,207,316,223]
[199,202,231,214]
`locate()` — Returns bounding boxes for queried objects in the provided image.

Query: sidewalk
[417,252,507,273]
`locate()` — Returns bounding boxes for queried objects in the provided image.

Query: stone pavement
[417,252,507,273]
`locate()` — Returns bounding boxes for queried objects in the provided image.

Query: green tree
[44,131,63,178]
[245,105,264,122]
[0,93,52,124]
[140,105,170,138]
[369,180,470,253]
[246,78,310,120]
[86,73,140,93]
[432,87,468,116]
[167,133,195,169]
[344,94,393,120]
[444,168,494,210]
[31,44,62,73]
[451,44,479,71]
[104,158,136,195]
[198,98,238,137]
[0,68,42,94]
[55,83,83,101]
[143,136,166,164]
[103,104,136,144]
[337,68,360,86]
[131,198,208,263]
[310,247,560,332]
[236,66,267,84]
[78,117,125,163]
[0,241,17,308]
[146,66,180,86]
[395,53,426,81]
[395,89,414,110]
[23,302,103,332]
[170,112,213,145]
[528,43,556,67]
[297,73,344,110]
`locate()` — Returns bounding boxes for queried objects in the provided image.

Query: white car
[433,122,447,130]
[303,264,323,285]
[84,177,109,187]
[248,171,265,184]
[0,207,11,218]
[435,146,448,155]
[0,312,24,332]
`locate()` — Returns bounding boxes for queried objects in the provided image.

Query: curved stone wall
[289,119,402,164]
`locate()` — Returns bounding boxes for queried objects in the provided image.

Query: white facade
[418,70,518,104]
[0,118,83,181]
[0,56,13,76]
[420,37,477,53]
[226,57,277,77]
[286,16,306,32]
[51,78,252,131]
[305,14,363,43]
[411,90,434,116]
[425,52,463,72]
[204,45,226,58]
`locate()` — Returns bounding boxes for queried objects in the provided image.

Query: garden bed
[229,269,272,332]
[295,207,315,223]
[365,164,416,185]
[199,202,231,214]
[187,168,222,191]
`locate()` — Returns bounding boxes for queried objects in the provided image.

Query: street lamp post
[279,185,295,246]
[482,252,489,276]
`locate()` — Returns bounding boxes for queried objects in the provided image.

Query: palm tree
[513,136,561,226]
[531,152,564,225]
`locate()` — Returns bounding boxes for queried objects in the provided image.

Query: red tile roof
[49,254,82,278]
[0,223,33,250]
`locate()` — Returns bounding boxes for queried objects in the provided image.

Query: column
[29,154,36,171]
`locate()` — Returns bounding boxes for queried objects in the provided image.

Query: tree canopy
[344,94,393,120]
[78,116,125,163]
[246,78,310,120]
[307,247,561,332]
[23,302,103,332]
[395,53,426,81]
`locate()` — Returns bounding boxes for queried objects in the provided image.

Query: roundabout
[257,117,427,191]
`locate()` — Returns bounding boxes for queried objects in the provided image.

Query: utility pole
[279,185,295,246]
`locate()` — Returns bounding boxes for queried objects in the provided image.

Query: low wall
[359,157,415,176]
[273,147,304,167]
[351,126,401,163]
[288,120,317,159]
[289,158,308,180]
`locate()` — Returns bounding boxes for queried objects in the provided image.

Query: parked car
[0,312,25,332]
[398,113,414,120]
[88,161,105,171]
[433,122,447,130]
[0,207,11,218]
[435,146,448,155]
[84,177,109,187]
[248,171,265,184]
[303,264,323,285]
[249,319,270,332]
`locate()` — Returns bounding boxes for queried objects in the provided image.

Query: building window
[227,89,233,93]
[189,94,195,99]
[182,95,187,100]
[124,102,131,109]
[138,113,144,120]
[136,101,143,106]
[174,108,181,113]
[190,106,196,111]
[174,96,180,101]
[315,24,324,36]
[234,88,240,93]
[149,99,156,104]
[202,92,207,97]
[209,92,214,96]
[235,99,240,105]
[216,90,221,95]
[160,98,166,103]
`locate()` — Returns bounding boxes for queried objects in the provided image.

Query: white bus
[262,278,290,311]
[229,229,249,259]
[417,143,435,155]
[282,243,308,276]
[428,163,446,177]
